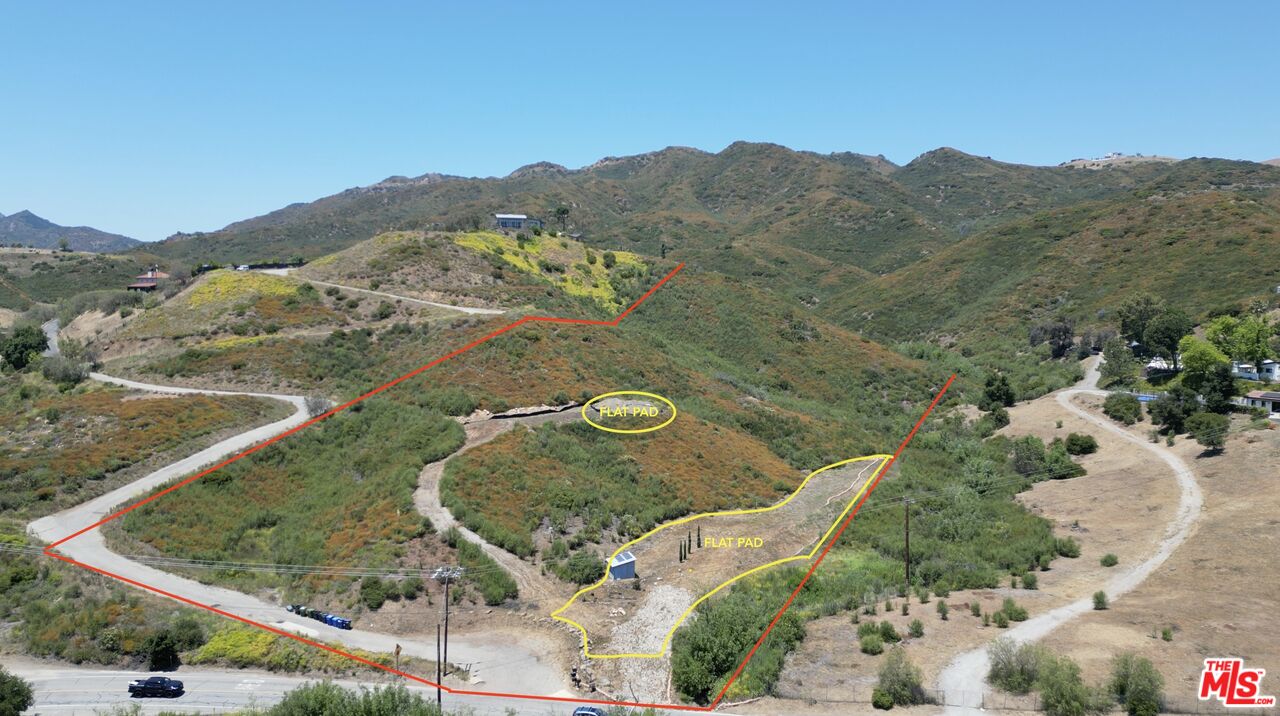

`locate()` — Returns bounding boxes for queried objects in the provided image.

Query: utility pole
[904,498,913,596]
[433,566,464,676]
[436,623,442,711]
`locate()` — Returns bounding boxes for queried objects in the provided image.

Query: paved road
[26,373,572,701]
[935,357,1204,713]
[258,268,506,316]
[41,318,60,356]
[3,660,596,716]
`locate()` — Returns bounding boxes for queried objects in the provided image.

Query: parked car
[571,707,607,716]
[128,676,184,697]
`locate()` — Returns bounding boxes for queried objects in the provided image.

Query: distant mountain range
[139,143,1280,349]
[0,210,141,253]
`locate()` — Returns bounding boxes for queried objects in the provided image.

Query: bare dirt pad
[555,458,887,657]
[1040,415,1280,703]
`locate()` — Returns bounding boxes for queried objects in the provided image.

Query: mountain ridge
[146,143,1198,272]
[0,210,141,253]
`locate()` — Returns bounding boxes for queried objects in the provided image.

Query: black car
[128,676,184,697]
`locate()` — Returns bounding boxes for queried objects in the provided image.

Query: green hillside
[141,144,1177,300]
[823,161,1280,342]
[0,249,149,310]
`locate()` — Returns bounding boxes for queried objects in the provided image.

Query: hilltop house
[1231,360,1279,382]
[127,267,170,292]
[493,213,544,232]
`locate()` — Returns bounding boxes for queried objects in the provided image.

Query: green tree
[1116,294,1165,348]
[1102,393,1142,425]
[1148,386,1198,433]
[145,630,180,670]
[1142,309,1193,369]
[1038,655,1107,716]
[1186,412,1228,453]
[1178,335,1229,390]
[988,638,1048,694]
[554,206,570,231]
[1064,433,1098,455]
[1110,653,1164,716]
[602,251,617,269]
[0,666,34,716]
[563,550,605,585]
[981,373,1016,410]
[359,576,387,610]
[1,325,49,370]
[400,576,424,599]
[1233,316,1274,369]
[1204,315,1241,355]
[1100,338,1138,387]
[1199,363,1238,414]
[170,616,206,651]
[877,648,925,705]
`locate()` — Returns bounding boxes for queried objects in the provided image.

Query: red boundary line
[41,260,954,712]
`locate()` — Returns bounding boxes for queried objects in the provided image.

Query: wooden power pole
[436,623,442,711]
[434,566,464,676]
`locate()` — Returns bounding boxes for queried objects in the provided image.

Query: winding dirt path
[935,358,1204,712]
[414,408,582,603]
[27,372,572,697]
[257,268,506,316]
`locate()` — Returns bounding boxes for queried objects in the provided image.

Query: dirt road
[414,408,582,603]
[935,358,1204,712]
[27,372,571,699]
[258,268,506,315]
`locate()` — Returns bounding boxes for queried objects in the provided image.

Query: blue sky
[3,2,1278,241]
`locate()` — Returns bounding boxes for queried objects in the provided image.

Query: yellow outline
[581,390,678,434]
[550,453,892,659]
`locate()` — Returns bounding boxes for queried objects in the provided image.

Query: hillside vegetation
[0,373,287,519]
[297,230,599,313]
[66,143,1280,705]
[113,400,463,598]
[0,249,146,310]
[454,230,646,309]
[824,161,1280,342]
[442,417,799,561]
[143,144,1182,297]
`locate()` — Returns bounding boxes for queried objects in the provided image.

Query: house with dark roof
[1241,390,1280,415]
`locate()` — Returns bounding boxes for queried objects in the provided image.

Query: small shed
[609,551,636,580]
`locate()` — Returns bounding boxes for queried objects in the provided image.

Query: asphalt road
[41,318,59,356]
[4,661,600,716]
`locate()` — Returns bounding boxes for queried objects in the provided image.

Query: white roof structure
[611,551,636,566]
[494,213,528,220]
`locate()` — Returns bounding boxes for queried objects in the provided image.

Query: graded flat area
[553,455,890,658]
